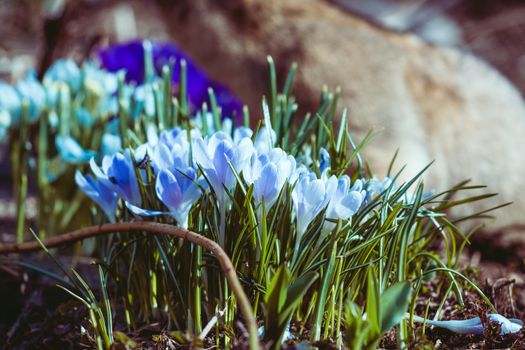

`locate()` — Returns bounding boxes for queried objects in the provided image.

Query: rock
[45,0,525,237]
[156,0,525,234]
[45,0,170,66]
[0,0,45,81]
[332,0,463,46]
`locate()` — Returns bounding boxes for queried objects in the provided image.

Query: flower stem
[37,111,49,239]
[219,203,226,247]
[15,103,29,243]
[0,222,260,350]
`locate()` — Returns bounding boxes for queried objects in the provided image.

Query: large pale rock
[53,0,525,242]
[156,0,525,236]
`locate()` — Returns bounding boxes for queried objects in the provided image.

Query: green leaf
[344,301,369,350]
[380,282,412,333]
[264,267,317,349]
[366,265,380,335]
[265,265,291,316]
[279,271,318,325]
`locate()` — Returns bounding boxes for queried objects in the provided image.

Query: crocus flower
[136,127,198,175]
[133,83,156,117]
[97,40,243,118]
[15,71,46,123]
[412,314,522,335]
[193,131,254,204]
[244,147,296,211]
[83,61,119,115]
[101,133,122,156]
[319,147,330,174]
[0,81,21,125]
[126,130,204,227]
[90,150,142,206]
[233,126,253,142]
[83,61,118,96]
[55,135,96,164]
[43,59,82,93]
[322,175,365,236]
[75,170,118,222]
[154,167,202,228]
[364,177,394,204]
[76,108,95,128]
[0,111,10,141]
[292,171,330,240]
[253,126,276,155]
[325,176,365,220]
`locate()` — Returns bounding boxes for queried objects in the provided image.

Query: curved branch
[0,222,260,350]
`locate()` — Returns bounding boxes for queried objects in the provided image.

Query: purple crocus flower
[96,40,243,119]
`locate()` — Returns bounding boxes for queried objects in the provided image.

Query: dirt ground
[2,0,525,348]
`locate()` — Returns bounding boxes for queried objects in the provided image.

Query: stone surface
[154,0,525,235]
[18,0,525,240]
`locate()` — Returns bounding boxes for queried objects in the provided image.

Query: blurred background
[2,0,525,95]
[1,0,525,93]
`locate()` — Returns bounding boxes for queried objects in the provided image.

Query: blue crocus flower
[90,151,142,206]
[291,171,330,240]
[76,108,95,128]
[193,131,254,204]
[253,126,276,155]
[55,135,96,164]
[319,148,331,174]
[126,129,203,227]
[83,62,119,115]
[364,177,394,204]
[15,71,46,123]
[155,167,202,228]
[0,82,21,139]
[107,151,142,206]
[325,176,365,220]
[243,147,296,211]
[0,111,10,141]
[97,40,243,118]
[0,81,21,124]
[133,84,156,117]
[83,61,118,95]
[134,126,199,176]
[44,59,82,93]
[321,175,365,237]
[101,133,122,156]
[75,170,118,222]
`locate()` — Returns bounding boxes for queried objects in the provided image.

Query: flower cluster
[0,58,122,169]
[76,124,370,247]
[0,40,242,167]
